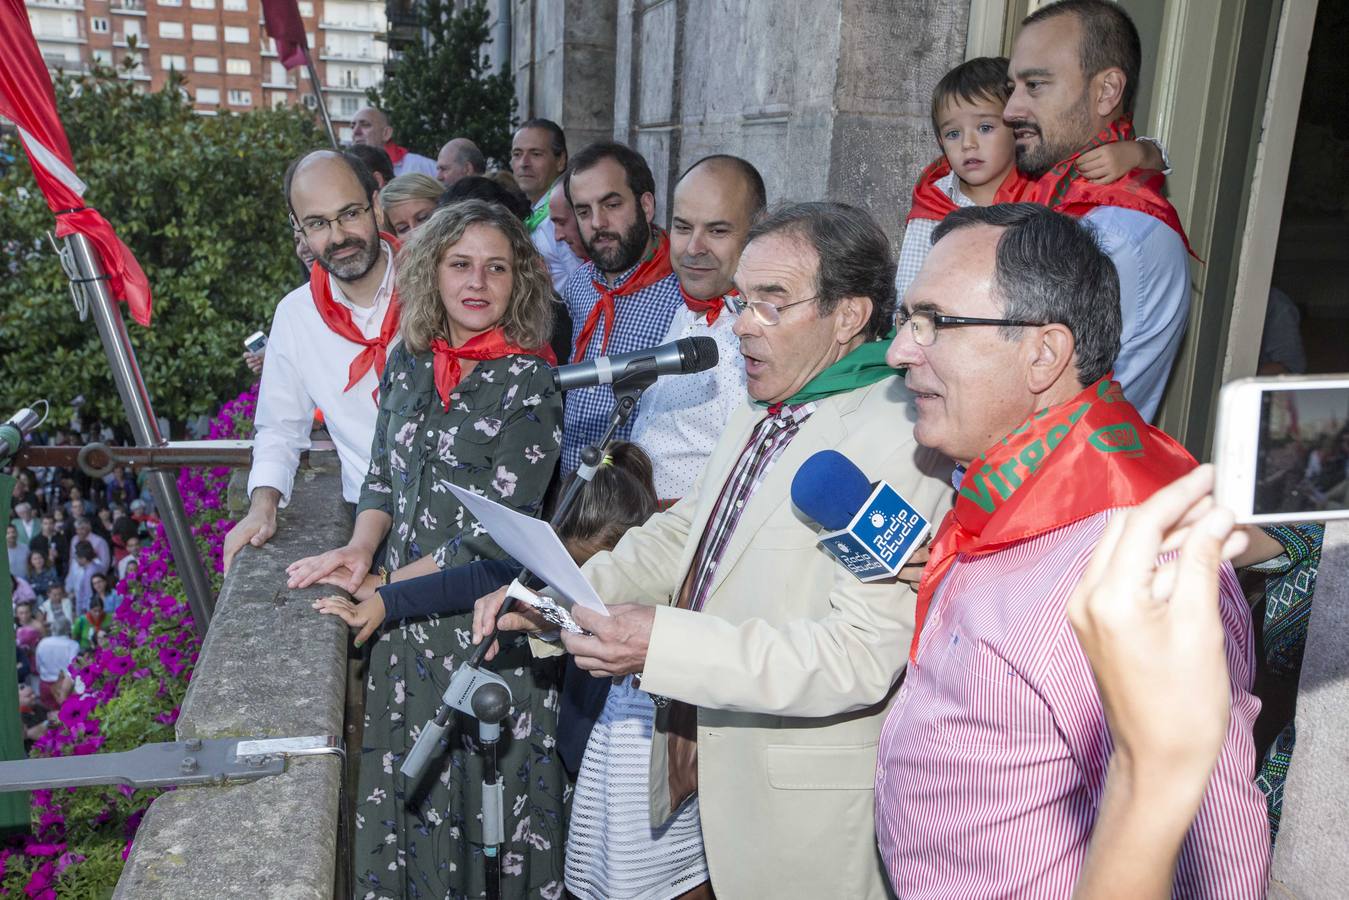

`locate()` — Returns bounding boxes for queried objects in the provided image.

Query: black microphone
[552,336,718,392]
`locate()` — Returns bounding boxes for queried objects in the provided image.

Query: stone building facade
[506,0,971,243]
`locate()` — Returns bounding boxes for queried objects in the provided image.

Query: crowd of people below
[8,447,161,752]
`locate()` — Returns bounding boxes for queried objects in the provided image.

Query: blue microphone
[791,450,931,582]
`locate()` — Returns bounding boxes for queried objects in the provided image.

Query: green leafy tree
[0,65,321,432]
[369,0,518,163]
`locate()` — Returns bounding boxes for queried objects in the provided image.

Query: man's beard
[1011,90,1096,179]
[316,230,381,282]
[584,215,651,275]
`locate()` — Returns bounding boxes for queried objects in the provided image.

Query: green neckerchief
[524,182,555,234]
[754,332,897,408]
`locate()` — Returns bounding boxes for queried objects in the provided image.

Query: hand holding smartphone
[1214,375,1349,524]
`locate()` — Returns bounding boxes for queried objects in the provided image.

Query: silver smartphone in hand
[243,331,267,354]
[1214,374,1349,524]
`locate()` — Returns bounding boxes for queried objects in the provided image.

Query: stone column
[827,0,972,242]
[1269,520,1349,897]
[510,0,618,157]
[610,0,971,244]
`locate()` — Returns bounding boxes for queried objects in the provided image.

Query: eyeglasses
[896,307,1046,347]
[296,204,372,236]
[728,294,821,327]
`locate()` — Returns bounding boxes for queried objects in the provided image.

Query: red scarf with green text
[910,377,1196,662]
[429,328,557,411]
[309,231,402,401]
[573,230,674,359]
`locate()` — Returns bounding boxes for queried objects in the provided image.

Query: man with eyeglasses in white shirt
[223,150,401,571]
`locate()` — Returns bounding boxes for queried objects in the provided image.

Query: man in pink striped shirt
[875,204,1270,897]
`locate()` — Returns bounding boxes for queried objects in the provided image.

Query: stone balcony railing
[114,452,354,899]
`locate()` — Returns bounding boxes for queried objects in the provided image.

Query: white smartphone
[1214,374,1349,525]
[243,331,267,354]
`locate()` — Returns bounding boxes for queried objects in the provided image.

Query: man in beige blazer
[476,202,951,899]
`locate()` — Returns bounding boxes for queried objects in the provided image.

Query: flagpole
[62,232,216,634]
[302,45,339,149]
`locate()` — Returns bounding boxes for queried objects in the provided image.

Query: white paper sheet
[447,483,609,616]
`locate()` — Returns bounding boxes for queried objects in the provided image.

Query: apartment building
[24,0,386,140]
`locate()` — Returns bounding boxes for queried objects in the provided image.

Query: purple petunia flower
[12,384,250,892]
[157,647,186,677]
[23,860,57,900]
[57,696,97,730]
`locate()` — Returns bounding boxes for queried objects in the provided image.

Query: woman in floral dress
[291,199,566,899]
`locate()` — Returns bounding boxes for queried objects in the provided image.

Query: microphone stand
[400,368,657,900]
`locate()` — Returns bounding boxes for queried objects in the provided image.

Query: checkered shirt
[559,265,683,473]
[894,168,974,305]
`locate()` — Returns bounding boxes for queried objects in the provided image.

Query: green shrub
[368,0,518,164]
[0,66,320,431]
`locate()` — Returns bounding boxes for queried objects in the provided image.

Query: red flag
[0,0,152,326]
[260,0,310,70]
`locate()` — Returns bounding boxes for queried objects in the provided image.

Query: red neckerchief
[429,328,558,411]
[907,156,1033,222]
[911,377,1196,662]
[383,142,409,166]
[679,285,737,326]
[1027,117,1196,256]
[573,230,674,359]
[309,231,401,403]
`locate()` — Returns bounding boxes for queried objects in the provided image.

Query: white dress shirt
[392,151,437,178]
[248,244,396,505]
[530,187,584,293]
[64,558,96,614]
[36,635,80,683]
[7,544,28,579]
[629,299,747,500]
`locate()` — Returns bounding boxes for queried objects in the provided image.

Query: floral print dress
[354,342,567,900]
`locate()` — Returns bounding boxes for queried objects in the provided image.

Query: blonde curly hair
[396,199,554,353]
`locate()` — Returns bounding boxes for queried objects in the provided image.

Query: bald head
[285,150,376,214]
[436,137,486,187]
[548,186,587,260]
[351,107,392,148]
[670,155,766,300]
[679,155,766,216]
